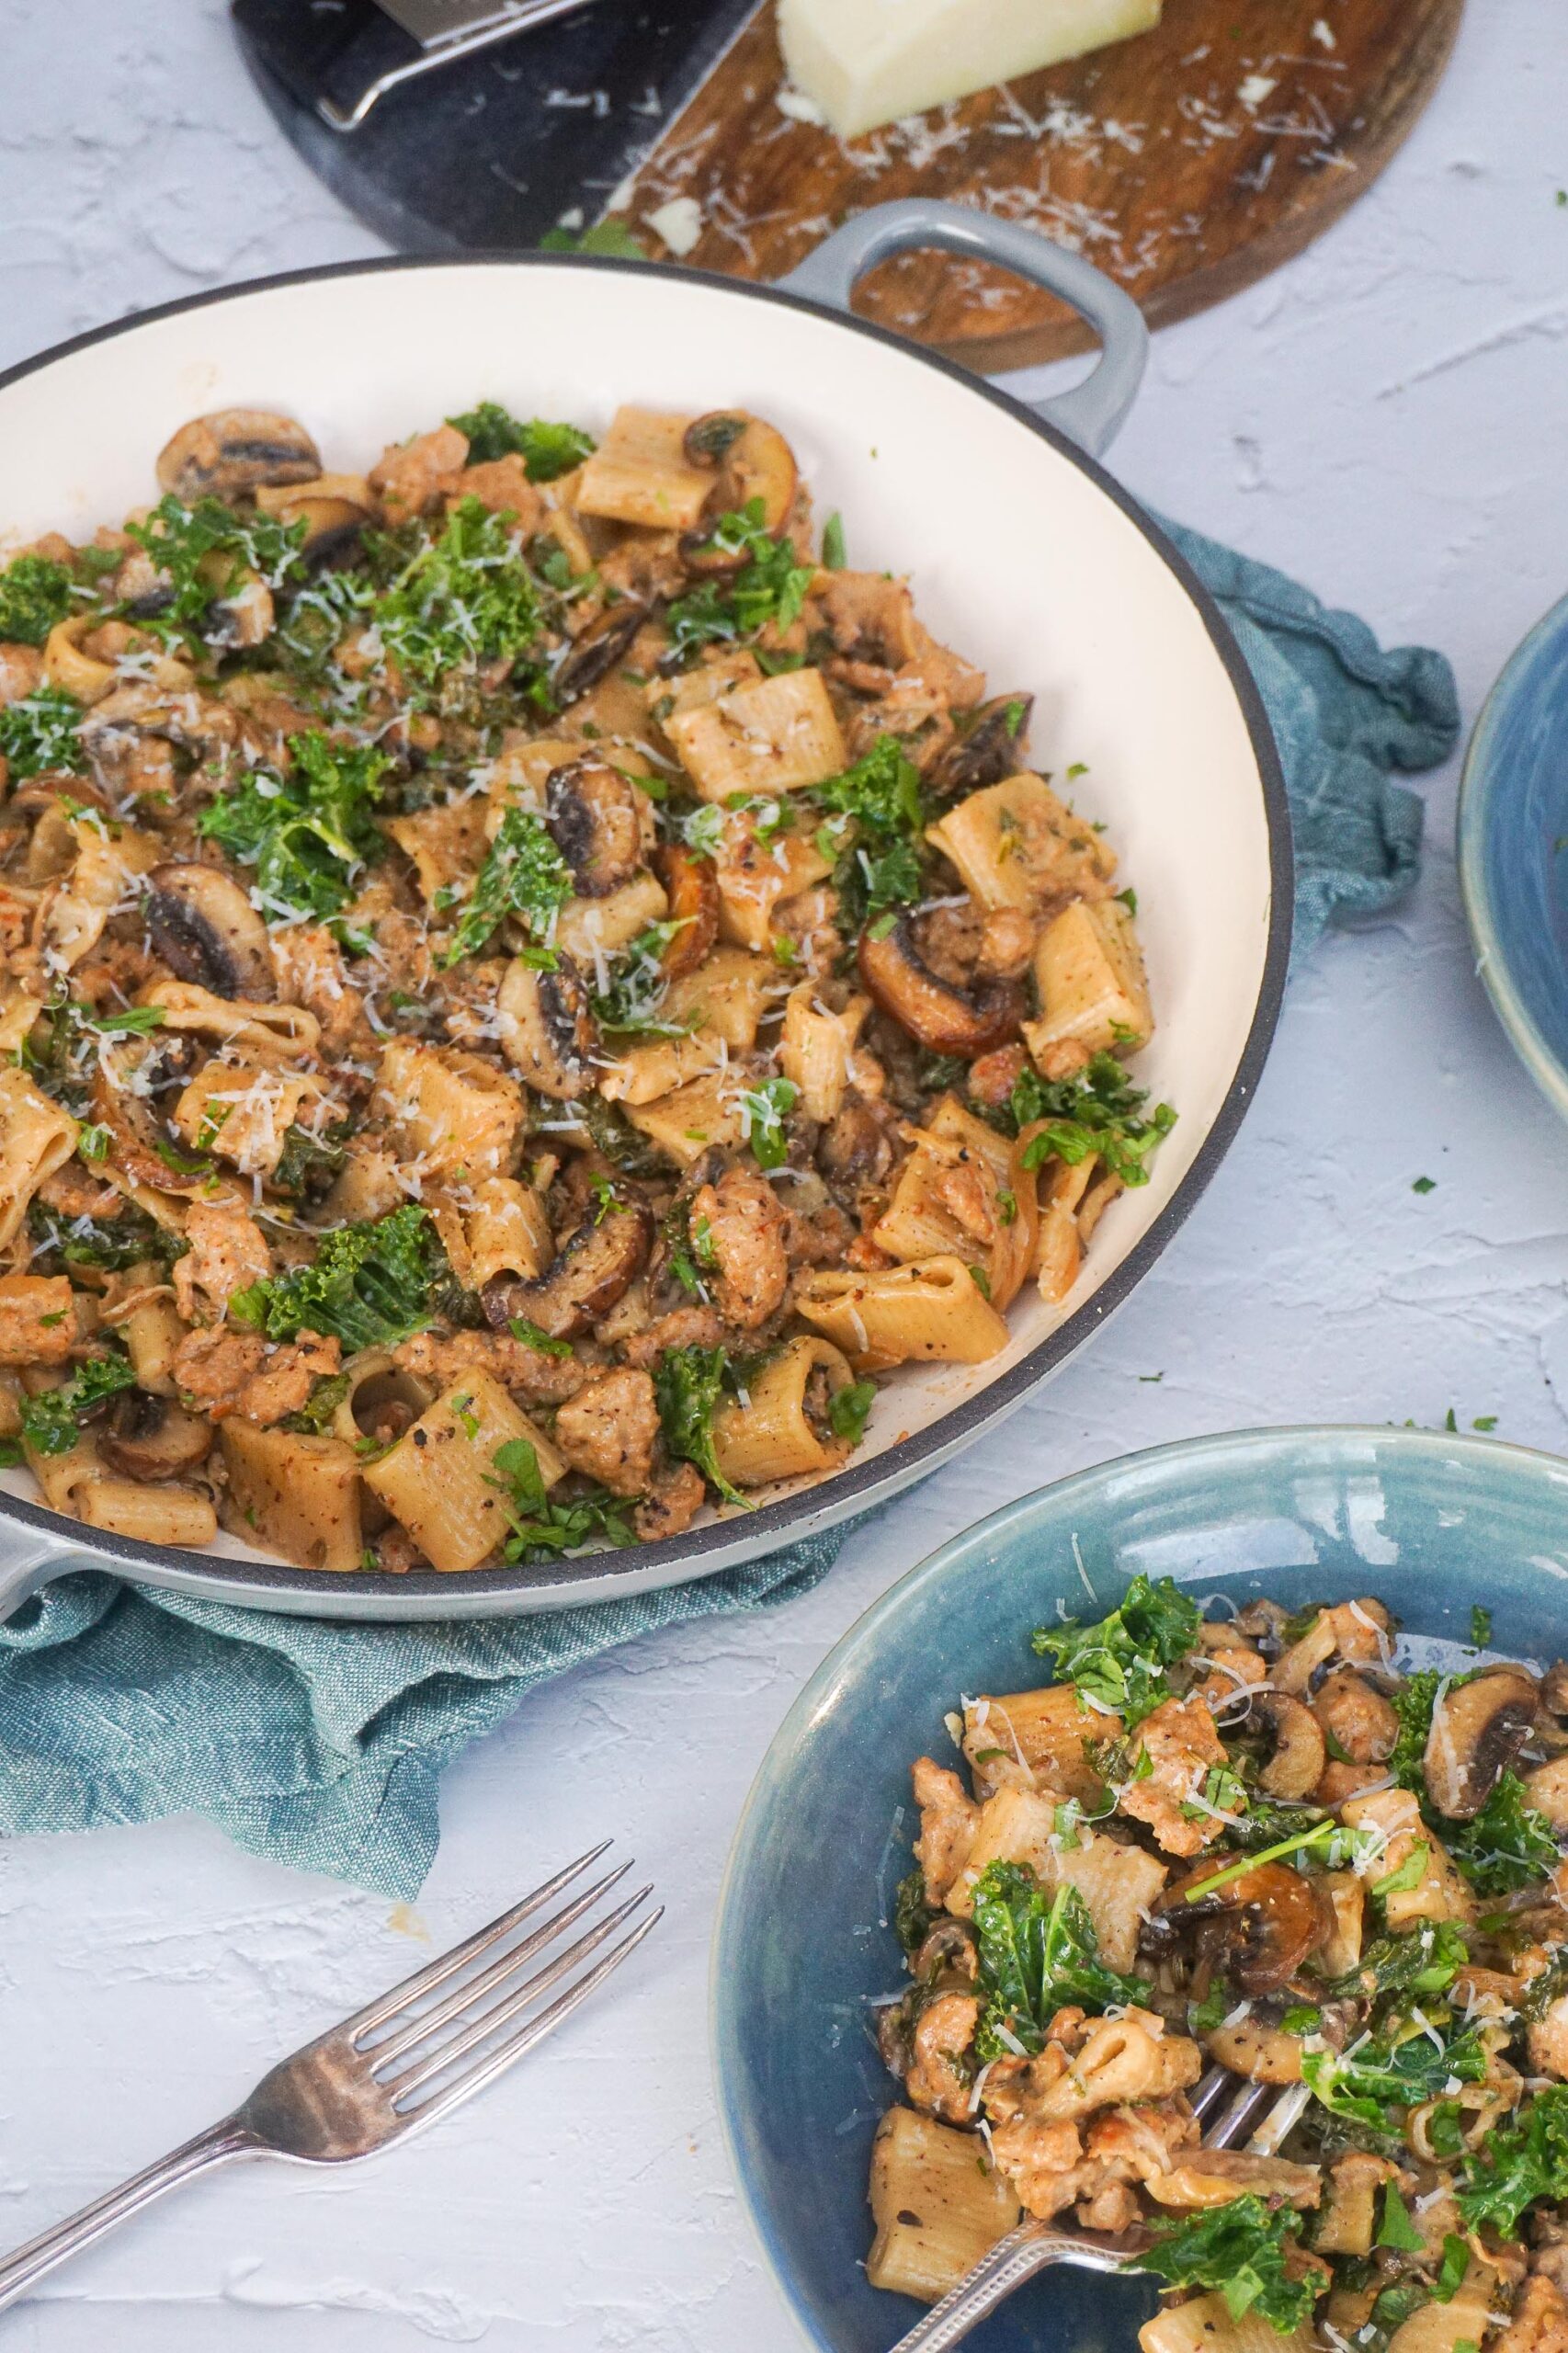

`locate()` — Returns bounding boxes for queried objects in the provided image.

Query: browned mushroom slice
[155,410,322,505]
[1256,1692,1327,1802]
[97,1390,213,1481]
[88,1052,233,1199]
[858,918,1024,1057]
[927,695,1035,799]
[681,413,799,547]
[544,757,646,900]
[1425,1668,1539,1819]
[1161,1860,1327,1996]
[553,601,648,705]
[144,864,277,1000]
[652,843,719,977]
[482,1199,654,1341]
[495,955,599,1099]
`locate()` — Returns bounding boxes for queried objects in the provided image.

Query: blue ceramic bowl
[1458,590,1568,1121]
[711,1425,1568,2353]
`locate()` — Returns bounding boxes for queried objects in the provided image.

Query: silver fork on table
[0,1843,660,2314]
[890,2065,1312,2353]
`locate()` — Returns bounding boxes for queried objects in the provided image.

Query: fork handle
[0,2119,259,2312]
[889,2220,1129,2353]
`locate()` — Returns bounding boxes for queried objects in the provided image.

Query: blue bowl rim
[1456,585,1568,1126]
[709,1419,1568,2351]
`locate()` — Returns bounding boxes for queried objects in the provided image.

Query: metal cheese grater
[313,0,608,131]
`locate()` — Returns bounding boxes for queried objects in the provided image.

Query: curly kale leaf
[487,1437,636,1562]
[1301,2013,1487,2134]
[447,402,595,480]
[199,730,390,922]
[0,685,85,779]
[664,501,815,663]
[18,1348,137,1457]
[893,1869,936,1961]
[971,1866,1148,2062]
[0,552,76,645]
[1029,1570,1200,1724]
[1459,2086,1568,2236]
[1444,1771,1561,1895]
[28,1195,186,1275]
[1013,1053,1177,1190]
[811,736,927,935]
[230,1205,437,1354]
[1128,2198,1321,2335]
[439,805,572,966]
[1322,1919,1469,2001]
[126,494,305,639]
[652,1343,747,1509]
[371,496,539,699]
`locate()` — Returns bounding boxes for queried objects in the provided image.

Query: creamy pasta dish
[0,396,1169,1573]
[870,1586,1568,2353]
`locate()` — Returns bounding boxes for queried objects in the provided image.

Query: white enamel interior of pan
[0,262,1273,1566]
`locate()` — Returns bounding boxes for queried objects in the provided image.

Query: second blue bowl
[712,1425,1568,2353]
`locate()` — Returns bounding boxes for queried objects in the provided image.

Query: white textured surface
[0,1,1563,2343]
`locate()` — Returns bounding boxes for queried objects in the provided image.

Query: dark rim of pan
[0,251,1294,1606]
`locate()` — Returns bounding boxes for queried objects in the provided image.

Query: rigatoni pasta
[0,391,1173,1573]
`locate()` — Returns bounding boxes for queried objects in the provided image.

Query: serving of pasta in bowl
[711,1425,1568,2353]
[0,220,1287,1619]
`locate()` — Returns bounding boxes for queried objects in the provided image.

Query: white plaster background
[0,1,1564,2343]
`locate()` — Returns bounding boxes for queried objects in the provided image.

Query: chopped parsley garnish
[0,551,76,645]
[0,685,85,779]
[664,500,815,664]
[371,496,540,701]
[653,1343,746,1509]
[439,805,572,967]
[448,402,595,480]
[487,1436,635,1562]
[1012,1052,1176,1188]
[18,1347,136,1457]
[1030,1571,1200,1725]
[821,511,846,571]
[199,729,391,923]
[230,1204,437,1354]
[971,1867,1149,2061]
[737,1075,798,1171]
[1129,2198,1320,2334]
[1471,1603,1493,1646]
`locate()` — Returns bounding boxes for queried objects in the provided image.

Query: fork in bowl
[0,1842,660,2312]
[889,2064,1312,2353]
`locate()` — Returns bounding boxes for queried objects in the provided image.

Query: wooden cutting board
[619,0,1464,373]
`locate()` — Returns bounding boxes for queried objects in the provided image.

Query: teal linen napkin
[0,529,1460,1897]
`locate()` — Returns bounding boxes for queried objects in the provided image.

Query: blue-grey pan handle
[776,199,1148,460]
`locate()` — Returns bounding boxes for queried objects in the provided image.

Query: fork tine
[1247,2082,1311,2155]
[344,1841,613,2040]
[1203,2075,1276,2150]
[362,1860,634,2067]
[396,1907,663,2135]
[1188,2063,1233,2123]
[381,1885,654,2097]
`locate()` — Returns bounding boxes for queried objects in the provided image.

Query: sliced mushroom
[1145,2150,1322,2212]
[1256,1693,1327,1802]
[544,757,647,899]
[1426,1667,1538,1820]
[927,694,1035,799]
[858,917,1024,1057]
[255,473,373,562]
[482,1198,654,1341]
[144,864,277,999]
[97,1390,213,1482]
[88,1051,239,1200]
[553,601,647,705]
[652,844,719,977]
[911,1915,977,1984]
[681,412,798,546]
[155,409,322,504]
[495,954,599,1099]
[1161,1860,1327,1996]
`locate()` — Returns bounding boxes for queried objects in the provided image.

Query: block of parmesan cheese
[778,0,1163,139]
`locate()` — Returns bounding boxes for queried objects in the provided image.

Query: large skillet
[0,203,1290,1620]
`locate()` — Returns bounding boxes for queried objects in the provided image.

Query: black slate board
[232,0,758,256]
